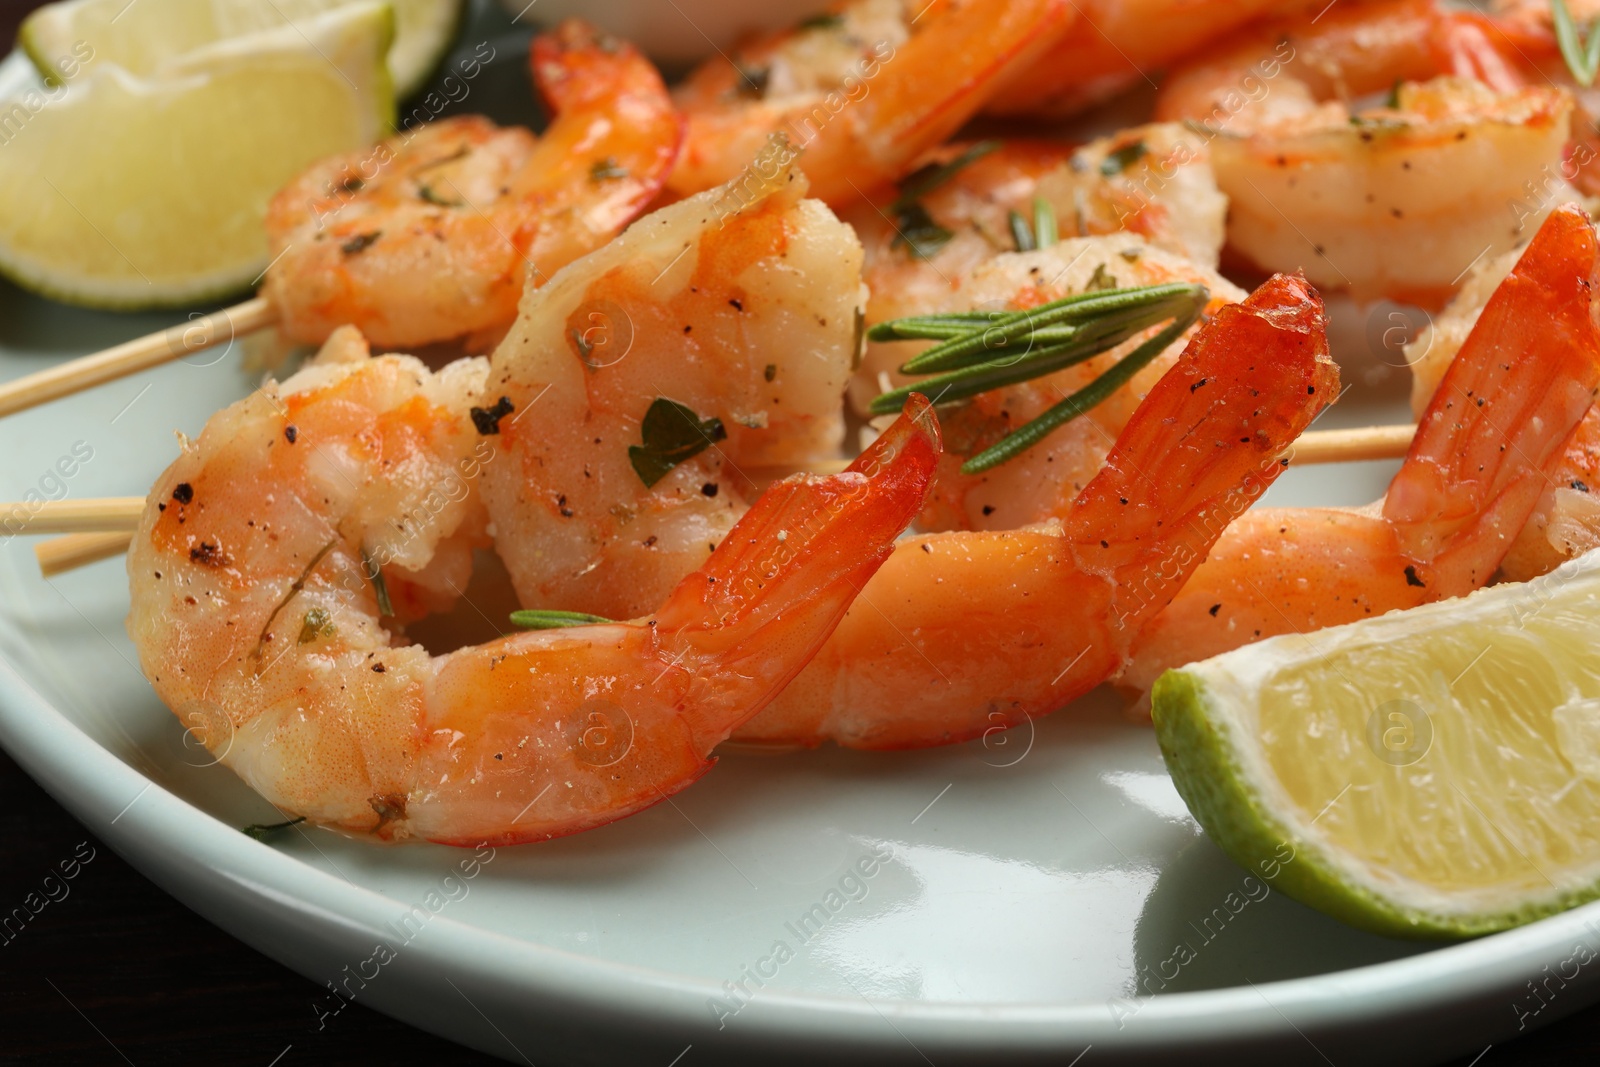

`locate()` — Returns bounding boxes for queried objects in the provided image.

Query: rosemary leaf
[892,141,1002,212]
[417,185,462,207]
[869,312,996,342]
[735,64,770,97]
[589,157,629,182]
[798,12,844,30]
[243,816,306,841]
[891,202,955,260]
[1009,210,1036,252]
[871,318,988,342]
[1032,197,1059,248]
[1100,140,1148,176]
[876,314,1081,349]
[361,548,392,616]
[510,609,616,629]
[1554,0,1600,88]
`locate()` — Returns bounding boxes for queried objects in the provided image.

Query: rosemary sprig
[869,283,1208,474]
[1554,0,1600,87]
[868,311,1167,414]
[964,313,1194,472]
[510,609,616,630]
[872,284,1202,377]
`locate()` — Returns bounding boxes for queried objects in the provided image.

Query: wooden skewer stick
[36,532,135,578]
[14,423,1420,579]
[1287,423,1415,465]
[764,424,1418,479]
[0,296,277,419]
[0,497,144,535]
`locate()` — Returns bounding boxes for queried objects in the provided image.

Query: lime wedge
[0,2,394,310]
[1152,551,1600,938]
[20,0,458,99]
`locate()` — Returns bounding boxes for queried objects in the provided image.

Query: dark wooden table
[3,1,1600,1063]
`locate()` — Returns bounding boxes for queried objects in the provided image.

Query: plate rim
[5,647,1600,1059]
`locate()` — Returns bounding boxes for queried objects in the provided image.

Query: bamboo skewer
[2,497,144,534]
[0,297,277,419]
[8,423,1418,578]
[1286,423,1414,465]
[35,532,136,578]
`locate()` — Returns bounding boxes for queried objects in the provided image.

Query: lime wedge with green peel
[1152,550,1600,939]
[0,2,394,310]
[20,0,459,99]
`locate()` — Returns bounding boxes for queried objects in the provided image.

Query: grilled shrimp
[1120,204,1600,704]
[479,142,864,621]
[263,20,682,349]
[844,126,1230,416]
[982,0,1313,118]
[667,0,1073,205]
[125,335,940,844]
[734,271,1337,748]
[1153,0,1577,306]
[1475,0,1600,198]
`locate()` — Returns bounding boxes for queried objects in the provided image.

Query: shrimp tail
[1386,203,1600,592]
[525,19,684,233]
[1431,13,1528,92]
[656,396,941,740]
[1064,272,1341,641]
[845,0,1075,185]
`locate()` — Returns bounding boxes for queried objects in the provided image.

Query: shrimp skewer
[264,19,683,350]
[668,0,1075,205]
[735,270,1339,748]
[0,19,681,417]
[1120,204,1600,704]
[8,421,1425,580]
[125,335,940,844]
[1153,0,1577,306]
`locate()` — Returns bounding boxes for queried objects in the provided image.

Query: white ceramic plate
[4,34,1600,1066]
